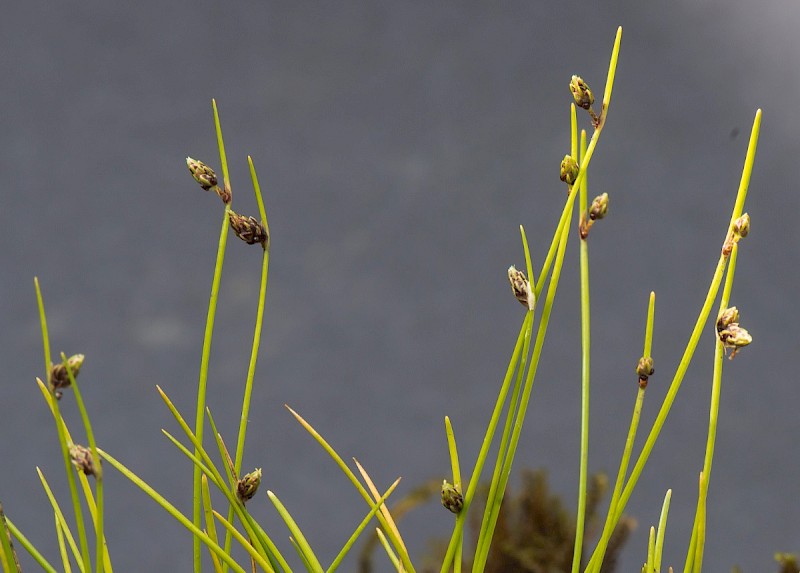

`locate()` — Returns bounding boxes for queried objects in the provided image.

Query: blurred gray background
[2,1,798,571]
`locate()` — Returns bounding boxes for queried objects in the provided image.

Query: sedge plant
[1,25,785,573]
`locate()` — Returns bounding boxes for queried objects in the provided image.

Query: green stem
[61,353,105,573]
[193,99,232,573]
[472,310,533,567]
[585,292,655,573]
[571,129,590,573]
[472,202,573,573]
[234,158,271,475]
[595,109,761,548]
[437,313,531,573]
[688,243,740,572]
[34,282,91,571]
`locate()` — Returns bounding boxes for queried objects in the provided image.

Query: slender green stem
[193,99,232,573]
[571,128,590,573]
[34,282,91,571]
[535,28,621,300]
[61,353,105,573]
[249,156,270,247]
[585,293,655,573]
[7,518,58,573]
[223,158,272,571]
[233,160,271,475]
[599,110,760,539]
[520,226,535,292]
[34,278,52,377]
[438,313,531,573]
[473,311,533,568]
[472,201,573,573]
[691,473,708,573]
[688,244,740,571]
[443,417,463,573]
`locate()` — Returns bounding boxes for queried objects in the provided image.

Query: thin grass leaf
[286,405,415,573]
[55,512,72,573]
[206,413,286,571]
[6,518,58,573]
[98,448,248,573]
[206,409,237,488]
[154,394,281,568]
[328,477,401,573]
[201,476,224,573]
[375,529,401,572]
[290,537,314,572]
[161,429,221,489]
[266,490,324,573]
[654,489,672,572]
[211,511,274,573]
[646,526,655,573]
[36,469,84,573]
[352,460,409,562]
[0,503,20,573]
[241,516,282,573]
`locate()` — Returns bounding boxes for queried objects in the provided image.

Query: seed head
[229,211,268,247]
[569,75,595,110]
[722,214,751,256]
[507,266,535,310]
[69,444,98,477]
[734,213,750,238]
[49,354,85,400]
[589,193,609,221]
[560,155,579,186]
[716,307,740,332]
[716,307,752,359]
[236,468,262,503]
[441,480,463,514]
[186,157,218,191]
[636,356,654,388]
